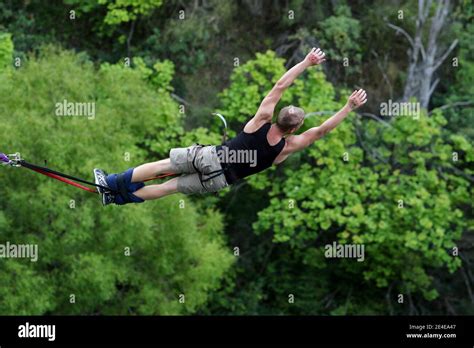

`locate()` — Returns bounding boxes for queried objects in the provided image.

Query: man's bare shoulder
[243,117,270,133]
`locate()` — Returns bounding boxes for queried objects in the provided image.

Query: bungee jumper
[93,48,367,206]
[1,48,367,206]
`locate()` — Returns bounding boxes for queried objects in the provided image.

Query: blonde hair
[276,105,305,132]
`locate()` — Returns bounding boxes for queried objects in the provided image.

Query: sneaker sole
[93,168,107,194]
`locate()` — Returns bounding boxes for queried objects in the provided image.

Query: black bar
[0,316,472,345]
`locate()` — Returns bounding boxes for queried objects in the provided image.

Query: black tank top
[217,123,285,184]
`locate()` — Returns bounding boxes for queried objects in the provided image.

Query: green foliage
[140,9,216,75]
[65,0,163,25]
[212,50,472,313]
[433,0,474,140]
[0,262,55,315]
[99,0,163,25]
[0,47,233,315]
[133,57,175,92]
[253,107,470,301]
[0,32,13,70]
[314,5,362,78]
[219,51,296,127]
[0,1,472,316]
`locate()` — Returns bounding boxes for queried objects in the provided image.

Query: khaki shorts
[169,145,229,195]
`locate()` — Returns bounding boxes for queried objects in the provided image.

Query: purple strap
[0,153,10,164]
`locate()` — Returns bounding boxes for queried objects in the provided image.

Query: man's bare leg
[131,158,175,183]
[94,158,179,205]
[133,177,179,201]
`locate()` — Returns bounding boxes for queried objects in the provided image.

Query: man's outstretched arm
[254,48,326,122]
[285,89,367,152]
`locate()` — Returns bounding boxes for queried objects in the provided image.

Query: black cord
[19,160,114,192]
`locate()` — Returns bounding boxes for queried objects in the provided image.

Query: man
[94,48,367,205]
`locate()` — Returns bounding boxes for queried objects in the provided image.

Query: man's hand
[304,47,326,67]
[253,48,325,123]
[347,89,367,110]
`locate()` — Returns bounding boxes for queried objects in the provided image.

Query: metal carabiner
[0,152,22,167]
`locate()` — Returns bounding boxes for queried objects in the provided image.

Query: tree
[388,0,459,108]
[0,32,13,71]
[0,46,233,315]
[207,50,472,314]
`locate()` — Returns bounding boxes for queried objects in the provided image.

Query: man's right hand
[304,48,326,67]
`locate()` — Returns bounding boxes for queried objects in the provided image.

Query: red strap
[27,167,176,193]
[29,167,98,194]
[143,172,177,182]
